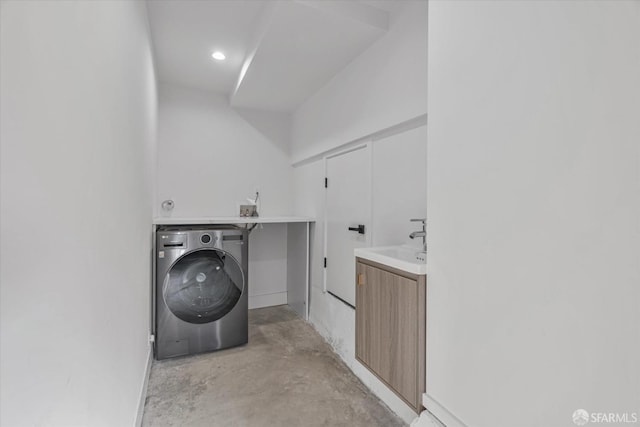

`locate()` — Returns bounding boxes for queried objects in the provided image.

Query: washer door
[163,249,244,324]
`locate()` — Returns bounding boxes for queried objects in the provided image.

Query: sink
[354,245,426,275]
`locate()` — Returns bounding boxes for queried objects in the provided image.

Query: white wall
[156,83,293,308]
[291,2,428,423]
[372,125,427,248]
[0,1,157,426]
[156,83,292,218]
[291,0,428,163]
[248,223,288,309]
[426,1,640,426]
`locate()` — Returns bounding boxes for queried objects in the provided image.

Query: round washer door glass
[163,249,244,324]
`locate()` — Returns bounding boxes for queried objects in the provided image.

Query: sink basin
[355,245,426,275]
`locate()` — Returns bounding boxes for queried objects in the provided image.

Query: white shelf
[153,216,315,225]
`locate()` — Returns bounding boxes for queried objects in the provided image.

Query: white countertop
[355,245,427,275]
[153,216,315,225]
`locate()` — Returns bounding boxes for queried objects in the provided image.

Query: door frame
[323,142,374,297]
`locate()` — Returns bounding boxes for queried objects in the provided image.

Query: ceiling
[146,0,406,112]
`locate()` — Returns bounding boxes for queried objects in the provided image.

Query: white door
[325,144,371,306]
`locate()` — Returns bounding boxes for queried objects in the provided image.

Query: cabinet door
[356,261,419,409]
[325,144,372,306]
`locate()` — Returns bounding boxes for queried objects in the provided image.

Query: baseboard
[422,393,468,427]
[135,347,153,427]
[249,291,287,309]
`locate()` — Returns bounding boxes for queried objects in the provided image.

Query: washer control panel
[159,234,186,249]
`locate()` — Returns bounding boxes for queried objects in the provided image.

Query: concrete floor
[143,305,406,427]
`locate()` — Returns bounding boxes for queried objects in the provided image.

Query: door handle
[348,224,365,235]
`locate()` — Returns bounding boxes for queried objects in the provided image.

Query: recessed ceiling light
[211,51,226,61]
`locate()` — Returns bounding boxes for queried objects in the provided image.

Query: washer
[155,225,248,360]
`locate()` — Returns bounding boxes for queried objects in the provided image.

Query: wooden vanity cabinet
[355,257,426,412]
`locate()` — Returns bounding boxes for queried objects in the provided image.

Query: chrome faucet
[409,218,426,252]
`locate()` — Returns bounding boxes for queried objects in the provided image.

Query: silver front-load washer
[155,225,248,360]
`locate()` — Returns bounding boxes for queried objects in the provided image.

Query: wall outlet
[239,205,257,217]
